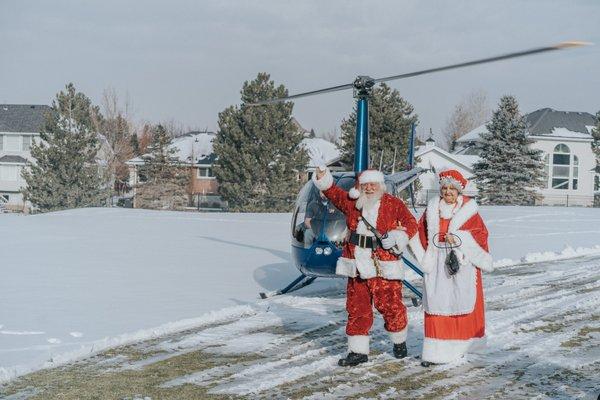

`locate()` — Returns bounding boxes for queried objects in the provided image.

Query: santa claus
[412,169,493,367]
[313,166,419,366]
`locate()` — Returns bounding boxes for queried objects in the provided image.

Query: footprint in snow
[47,338,61,344]
[69,331,83,338]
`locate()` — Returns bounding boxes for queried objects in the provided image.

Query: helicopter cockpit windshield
[291,173,356,249]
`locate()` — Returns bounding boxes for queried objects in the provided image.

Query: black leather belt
[349,232,379,250]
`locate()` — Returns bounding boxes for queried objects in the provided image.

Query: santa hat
[439,169,467,192]
[349,169,385,199]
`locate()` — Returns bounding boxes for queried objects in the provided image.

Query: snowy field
[1,206,599,399]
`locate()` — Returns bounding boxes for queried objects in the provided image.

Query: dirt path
[1,256,599,400]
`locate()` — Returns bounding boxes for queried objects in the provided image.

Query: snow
[458,124,594,142]
[545,127,591,139]
[455,123,487,143]
[451,154,479,169]
[1,205,600,387]
[170,132,215,163]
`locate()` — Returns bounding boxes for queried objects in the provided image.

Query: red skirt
[424,269,485,340]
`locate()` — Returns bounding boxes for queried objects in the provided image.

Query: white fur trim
[335,257,405,280]
[348,335,369,354]
[451,230,494,272]
[335,257,358,278]
[312,168,333,191]
[422,337,486,364]
[422,196,492,273]
[358,170,384,184]
[349,187,360,199]
[408,234,425,264]
[447,197,478,233]
[388,327,407,344]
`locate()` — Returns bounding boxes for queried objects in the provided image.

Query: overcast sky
[1,0,599,139]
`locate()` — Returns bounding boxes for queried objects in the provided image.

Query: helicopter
[255,41,589,300]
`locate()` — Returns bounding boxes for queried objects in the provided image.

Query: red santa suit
[414,170,493,364]
[312,168,420,355]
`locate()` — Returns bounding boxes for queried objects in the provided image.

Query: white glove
[307,147,327,170]
[381,234,396,250]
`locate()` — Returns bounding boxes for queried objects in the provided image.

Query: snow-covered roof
[415,144,477,172]
[128,132,340,169]
[457,108,597,143]
[127,131,216,166]
[301,137,341,167]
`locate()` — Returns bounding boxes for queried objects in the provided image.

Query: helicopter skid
[259,274,318,299]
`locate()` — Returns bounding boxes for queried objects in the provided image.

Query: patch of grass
[560,325,600,348]
[0,348,260,400]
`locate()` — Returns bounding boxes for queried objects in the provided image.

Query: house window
[0,135,3,150]
[22,136,31,151]
[0,165,21,181]
[0,194,8,203]
[197,166,214,179]
[595,175,600,192]
[573,156,578,190]
[5,135,21,152]
[551,144,573,190]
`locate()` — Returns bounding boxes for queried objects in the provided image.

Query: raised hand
[307,147,327,170]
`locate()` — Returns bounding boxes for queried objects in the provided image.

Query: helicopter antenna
[249,41,591,105]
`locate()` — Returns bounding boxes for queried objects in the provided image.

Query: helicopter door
[291,175,356,249]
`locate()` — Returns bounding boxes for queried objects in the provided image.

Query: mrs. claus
[412,169,493,367]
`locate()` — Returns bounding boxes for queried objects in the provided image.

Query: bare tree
[318,127,340,144]
[100,88,135,194]
[441,90,491,151]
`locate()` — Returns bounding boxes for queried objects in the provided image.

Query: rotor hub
[353,76,375,99]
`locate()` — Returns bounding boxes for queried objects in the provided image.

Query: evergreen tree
[136,124,188,210]
[130,133,141,157]
[338,84,418,173]
[473,95,544,205]
[22,83,107,212]
[591,111,600,204]
[591,111,600,165]
[213,72,307,212]
[143,125,178,180]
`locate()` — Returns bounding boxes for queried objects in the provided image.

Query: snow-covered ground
[1,206,599,395]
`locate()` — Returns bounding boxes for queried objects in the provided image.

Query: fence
[419,190,595,207]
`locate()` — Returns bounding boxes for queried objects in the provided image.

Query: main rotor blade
[249,41,591,106]
[249,82,354,105]
[374,41,591,84]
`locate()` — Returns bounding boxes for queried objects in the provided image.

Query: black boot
[393,342,407,359]
[338,352,368,367]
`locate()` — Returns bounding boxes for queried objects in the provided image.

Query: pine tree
[338,83,418,173]
[213,72,307,212]
[22,83,107,212]
[473,95,544,205]
[591,111,600,165]
[591,111,600,205]
[130,134,141,157]
[136,125,189,210]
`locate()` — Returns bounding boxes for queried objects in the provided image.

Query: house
[126,131,343,210]
[126,131,223,209]
[416,108,598,206]
[414,138,479,204]
[0,104,51,210]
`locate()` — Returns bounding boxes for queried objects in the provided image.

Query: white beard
[355,188,384,210]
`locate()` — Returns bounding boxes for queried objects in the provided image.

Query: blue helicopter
[255,41,588,300]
